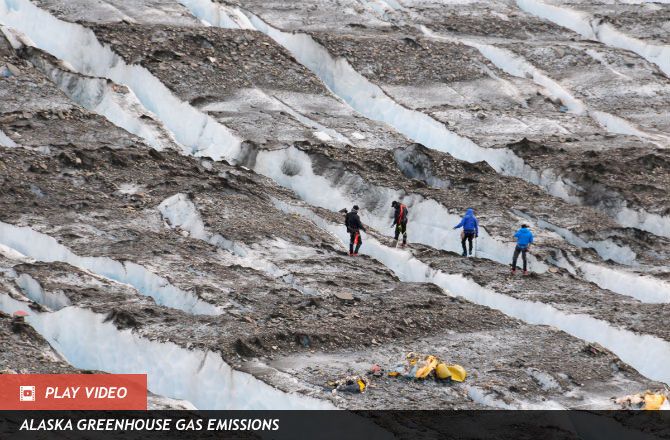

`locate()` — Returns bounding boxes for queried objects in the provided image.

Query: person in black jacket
[344,205,366,256]
[391,201,408,247]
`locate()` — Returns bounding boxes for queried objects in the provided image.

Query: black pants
[349,230,362,254]
[512,246,528,271]
[461,231,475,255]
[394,221,407,244]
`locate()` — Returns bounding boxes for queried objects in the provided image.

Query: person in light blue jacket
[511,224,534,275]
[453,208,479,257]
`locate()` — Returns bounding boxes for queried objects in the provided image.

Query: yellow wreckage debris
[357,378,367,392]
[614,390,669,410]
[328,375,369,394]
[388,353,467,382]
[444,364,467,382]
[644,393,666,410]
[416,355,439,379]
[330,353,467,398]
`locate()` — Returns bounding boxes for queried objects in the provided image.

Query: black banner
[2,411,669,439]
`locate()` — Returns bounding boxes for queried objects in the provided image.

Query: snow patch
[0,129,17,148]
[528,368,560,391]
[117,183,143,195]
[0,221,222,315]
[467,386,517,409]
[313,131,332,142]
[467,385,564,409]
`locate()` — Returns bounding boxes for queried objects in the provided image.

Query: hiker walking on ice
[511,224,534,275]
[453,208,478,257]
[391,200,408,247]
[345,205,366,256]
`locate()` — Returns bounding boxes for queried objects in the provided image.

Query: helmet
[391,201,398,207]
[352,205,359,211]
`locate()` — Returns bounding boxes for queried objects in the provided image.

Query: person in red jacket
[391,201,409,247]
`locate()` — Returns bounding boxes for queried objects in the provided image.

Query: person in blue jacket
[453,208,479,257]
[511,224,534,275]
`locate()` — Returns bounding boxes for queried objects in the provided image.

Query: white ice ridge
[512,210,636,265]
[0,221,222,315]
[615,207,670,240]
[15,273,71,310]
[575,261,670,304]
[273,198,670,385]
[0,0,241,161]
[0,294,333,409]
[255,146,549,272]
[516,0,670,78]
[158,193,319,295]
[422,27,668,146]
[21,43,182,152]
[0,128,17,148]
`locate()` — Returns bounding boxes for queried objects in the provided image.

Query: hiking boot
[523,270,530,276]
[348,252,354,256]
[461,252,467,257]
[353,253,359,256]
[510,269,516,275]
